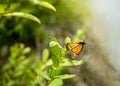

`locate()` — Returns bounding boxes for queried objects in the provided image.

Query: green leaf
[54,74,76,80]
[72,60,86,65]
[22,47,31,54]
[64,36,71,44]
[50,37,58,42]
[49,41,62,48]
[10,44,20,59]
[4,12,41,24]
[61,58,85,66]
[49,66,64,78]
[0,5,6,13]
[40,1,56,12]
[48,79,63,86]
[33,0,56,12]
[49,67,57,78]
[49,41,62,67]
[42,48,49,62]
[39,71,51,80]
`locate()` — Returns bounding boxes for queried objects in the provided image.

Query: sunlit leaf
[61,58,85,66]
[10,44,20,59]
[42,48,49,62]
[64,36,71,44]
[39,1,56,12]
[4,12,41,24]
[50,37,58,42]
[33,0,56,12]
[54,74,76,80]
[0,5,6,13]
[48,79,63,86]
[72,60,86,65]
[22,47,31,54]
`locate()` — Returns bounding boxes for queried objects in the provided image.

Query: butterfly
[66,40,85,58]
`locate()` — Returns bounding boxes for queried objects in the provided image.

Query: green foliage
[1,35,86,86]
[4,12,41,24]
[64,36,71,44]
[0,0,56,24]
[1,43,50,86]
[0,0,56,47]
[0,0,89,86]
[33,0,56,12]
[48,37,86,86]
[1,44,34,86]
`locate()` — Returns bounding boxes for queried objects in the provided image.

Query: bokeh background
[0,0,120,86]
[91,0,120,72]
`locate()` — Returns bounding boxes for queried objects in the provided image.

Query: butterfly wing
[66,43,79,50]
[67,43,83,57]
[71,44,83,56]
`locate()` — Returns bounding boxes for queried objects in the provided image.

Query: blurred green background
[0,0,120,86]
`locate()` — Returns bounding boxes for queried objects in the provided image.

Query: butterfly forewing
[67,43,80,50]
[71,44,83,55]
[66,40,85,58]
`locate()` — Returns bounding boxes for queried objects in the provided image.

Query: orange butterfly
[66,40,85,58]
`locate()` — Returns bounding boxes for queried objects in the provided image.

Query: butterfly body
[66,40,85,58]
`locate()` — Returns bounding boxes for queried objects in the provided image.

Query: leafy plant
[0,0,56,24]
[47,28,87,85]
[1,35,86,86]
[48,36,86,86]
[0,0,56,47]
[0,0,88,86]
